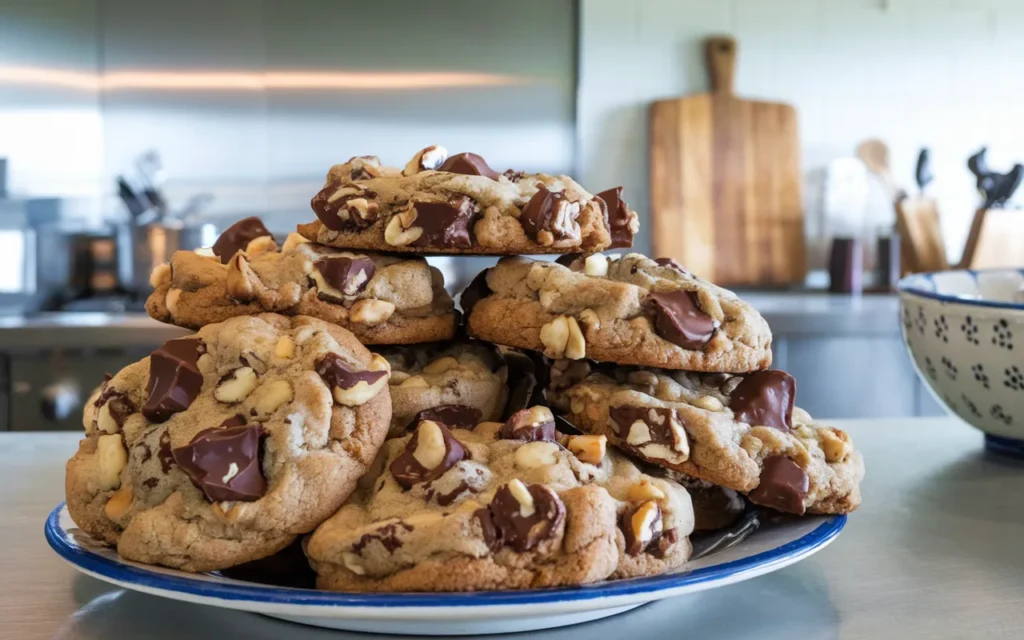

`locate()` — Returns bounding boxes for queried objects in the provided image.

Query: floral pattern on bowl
[899,268,1024,448]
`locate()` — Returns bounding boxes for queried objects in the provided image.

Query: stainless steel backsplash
[0,0,577,225]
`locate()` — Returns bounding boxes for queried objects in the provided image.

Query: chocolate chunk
[136,442,152,463]
[520,186,575,241]
[459,269,491,315]
[142,477,159,489]
[608,405,687,453]
[485,482,565,552]
[211,217,273,264]
[621,501,663,556]
[157,431,175,473]
[475,507,502,551]
[644,290,716,350]
[142,337,205,423]
[555,253,582,268]
[651,528,679,559]
[220,414,247,428]
[314,256,375,297]
[315,353,387,390]
[311,182,379,231]
[654,257,689,275]
[438,152,500,180]
[502,169,525,183]
[501,351,543,420]
[408,197,476,249]
[94,388,136,429]
[426,479,474,507]
[172,424,266,502]
[748,456,808,515]
[352,521,414,554]
[595,187,634,249]
[729,370,796,432]
[500,407,557,442]
[389,421,468,489]
[414,404,482,430]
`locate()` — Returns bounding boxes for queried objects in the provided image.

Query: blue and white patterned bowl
[899,268,1024,456]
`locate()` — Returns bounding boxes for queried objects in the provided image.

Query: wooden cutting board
[650,36,805,286]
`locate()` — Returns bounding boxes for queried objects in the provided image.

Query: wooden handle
[705,35,736,94]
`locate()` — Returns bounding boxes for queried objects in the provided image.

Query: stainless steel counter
[0,313,188,350]
[3,418,1023,639]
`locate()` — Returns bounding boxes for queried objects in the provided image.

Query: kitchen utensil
[650,35,805,286]
[45,503,844,635]
[896,196,947,274]
[915,148,933,191]
[828,237,863,293]
[857,139,904,202]
[959,208,1024,269]
[899,268,1024,455]
[967,147,1023,209]
[875,234,901,290]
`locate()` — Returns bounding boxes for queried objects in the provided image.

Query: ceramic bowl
[898,268,1024,457]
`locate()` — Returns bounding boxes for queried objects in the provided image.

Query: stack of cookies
[64,145,864,593]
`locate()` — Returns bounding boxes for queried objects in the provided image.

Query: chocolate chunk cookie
[465,254,772,372]
[547,361,864,515]
[306,406,695,592]
[378,341,508,437]
[297,146,639,255]
[65,314,392,571]
[146,226,455,345]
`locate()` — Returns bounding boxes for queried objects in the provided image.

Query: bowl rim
[897,267,1024,310]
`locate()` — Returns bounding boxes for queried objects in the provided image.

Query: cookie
[64,314,392,571]
[547,362,864,515]
[146,220,455,345]
[306,406,695,592]
[297,146,640,255]
[464,254,773,373]
[379,341,508,437]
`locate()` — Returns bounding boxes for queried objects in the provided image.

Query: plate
[46,503,845,635]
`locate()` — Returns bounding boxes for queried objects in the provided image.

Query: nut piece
[584,254,609,277]
[96,402,119,435]
[331,354,391,406]
[96,434,128,490]
[626,420,652,445]
[245,235,278,258]
[539,316,570,358]
[342,552,366,576]
[350,299,396,325]
[403,145,448,175]
[628,479,666,502]
[564,316,586,360]
[422,356,460,376]
[165,289,182,316]
[384,208,424,246]
[629,500,662,550]
[214,367,258,404]
[578,308,600,330]
[388,370,410,385]
[399,375,429,389]
[193,247,217,259]
[104,484,133,521]
[567,434,607,465]
[506,478,536,517]
[253,380,293,415]
[225,254,255,302]
[820,427,852,463]
[281,232,310,252]
[274,335,295,359]
[515,441,561,469]
[412,420,447,470]
[538,290,557,308]
[693,396,724,412]
[149,263,171,288]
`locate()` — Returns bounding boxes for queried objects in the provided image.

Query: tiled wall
[578,0,1024,266]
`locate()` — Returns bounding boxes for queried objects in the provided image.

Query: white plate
[46,503,844,635]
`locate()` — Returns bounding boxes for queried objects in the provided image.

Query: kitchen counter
[0,292,899,350]
[3,418,1023,639]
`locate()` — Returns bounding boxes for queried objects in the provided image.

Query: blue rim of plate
[45,502,845,608]
[898,268,1024,310]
